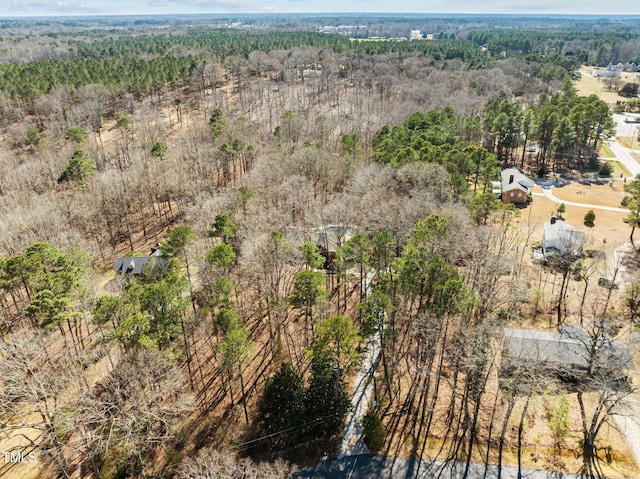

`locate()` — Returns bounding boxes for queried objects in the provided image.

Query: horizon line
[1,12,640,19]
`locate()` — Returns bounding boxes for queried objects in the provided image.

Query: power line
[230,413,342,452]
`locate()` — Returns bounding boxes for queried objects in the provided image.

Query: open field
[576,69,639,105]
[550,182,628,209]
[523,186,629,247]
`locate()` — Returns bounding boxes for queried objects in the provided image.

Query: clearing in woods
[576,68,639,106]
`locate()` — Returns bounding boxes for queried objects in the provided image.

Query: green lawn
[598,142,616,158]
[608,160,632,177]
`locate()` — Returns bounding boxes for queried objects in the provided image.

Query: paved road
[293,455,585,479]
[532,189,629,213]
[607,140,640,178]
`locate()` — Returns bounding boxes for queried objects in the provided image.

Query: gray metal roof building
[502,326,633,372]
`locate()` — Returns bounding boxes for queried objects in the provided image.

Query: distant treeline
[466,28,640,65]
[0,29,492,101]
[1,23,637,102]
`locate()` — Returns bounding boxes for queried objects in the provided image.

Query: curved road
[532,189,629,213]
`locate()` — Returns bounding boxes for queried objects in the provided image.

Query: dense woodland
[0,14,640,479]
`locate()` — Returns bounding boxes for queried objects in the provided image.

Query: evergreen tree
[65,126,87,144]
[305,355,350,437]
[256,363,306,448]
[58,149,96,186]
[209,108,226,141]
[623,174,640,249]
[150,141,169,160]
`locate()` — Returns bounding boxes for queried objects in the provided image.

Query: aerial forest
[0,14,639,479]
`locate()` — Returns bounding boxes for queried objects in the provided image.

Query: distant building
[542,218,585,257]
[410,30,423,40]
[592,69,620,78]
[608,61,625,72]
[500,167,534,204]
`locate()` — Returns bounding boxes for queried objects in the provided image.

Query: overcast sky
[0,0,639,17]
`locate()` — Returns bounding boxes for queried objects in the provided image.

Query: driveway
[532,188,629,213]
[338,272,381,459]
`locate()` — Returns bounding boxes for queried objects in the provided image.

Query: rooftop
[501,167,534,193]
[503,326,633,372]
[542,219,585,256]
[285,225,354,253]
[114,248,166,275]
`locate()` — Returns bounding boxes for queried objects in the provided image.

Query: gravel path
[338,272,381,459]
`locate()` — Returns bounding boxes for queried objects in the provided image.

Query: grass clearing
[523,186,629,246]
[618,137,637,148]
[576,69,639,105]
[608,160,632,177]
[599,142,616,158]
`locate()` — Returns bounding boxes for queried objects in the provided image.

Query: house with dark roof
[114,248,167,275]
[500,167,534,204]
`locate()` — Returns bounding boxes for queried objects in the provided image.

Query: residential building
[500,167,534,204]
[502,326,633,379]
[114,247,167,275]
[542,218,585,257]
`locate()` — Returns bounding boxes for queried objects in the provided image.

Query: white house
[542,218,585,257]
[593,69,621,78]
